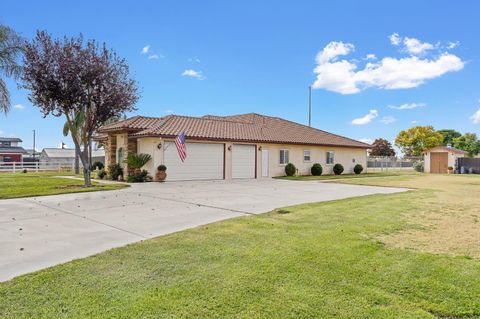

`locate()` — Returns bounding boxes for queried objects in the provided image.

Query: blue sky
[1,0,480,151]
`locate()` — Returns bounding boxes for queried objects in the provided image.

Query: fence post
[35,162,39,173]
[13,161,16,174]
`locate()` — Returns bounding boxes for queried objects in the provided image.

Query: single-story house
[0,137,27,162]
[424,145,466,173]
[39,148,105,167]
[97,113,370,181]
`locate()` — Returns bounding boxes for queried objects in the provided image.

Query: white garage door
[164,142,224,181]
[232,144,256,179]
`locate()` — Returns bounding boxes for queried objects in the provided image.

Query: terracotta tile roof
[98,113,370,148]
[98,116,162,132]
[427,145,467,154]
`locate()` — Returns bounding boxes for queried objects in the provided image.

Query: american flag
[175,132,187,162]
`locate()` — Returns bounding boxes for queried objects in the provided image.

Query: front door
[261,149,269,177]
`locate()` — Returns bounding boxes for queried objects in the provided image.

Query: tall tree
[22,31,139,186]
[437,129,461,146]
[395,126,443,156]
[453,133,480,157]
[369,138,396,157]
[0,25,23,114]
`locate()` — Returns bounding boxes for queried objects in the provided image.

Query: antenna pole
[308,86,312,127]
[32,129,36,159]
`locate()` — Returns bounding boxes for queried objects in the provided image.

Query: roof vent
[447,143,452,148]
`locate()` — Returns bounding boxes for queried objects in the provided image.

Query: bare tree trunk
[74,148,80,175]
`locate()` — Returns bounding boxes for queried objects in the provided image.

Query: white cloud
[0,130,3,135]
[351,109,378,125]
[447,41,460,49]
[380,116,396,124]
[470,108,480,124]
[182,69,205,80]
[411,120,418,124]
[164,109,174,114]
[389,33,401,46]
[312,39,464,94]
[359,138,373,144]
[141,45,150,54]
[403,37,434,55]
[148,54,161,60]
[13,104,25,110]
[388,102,425,110]
[365,54,377,60]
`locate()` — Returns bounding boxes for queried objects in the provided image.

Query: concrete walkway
[0,179,406,281]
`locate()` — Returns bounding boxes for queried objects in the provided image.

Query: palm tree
[0,25,23,114]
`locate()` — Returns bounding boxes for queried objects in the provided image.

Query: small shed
[424,145,466,173]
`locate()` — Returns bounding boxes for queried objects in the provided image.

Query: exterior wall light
[258,146,262,151]
[227,145,232,151]
[157,143,162,149]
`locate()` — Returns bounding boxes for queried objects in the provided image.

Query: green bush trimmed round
[285,163,296,176]
[311,163,323,176]
[353,164,363,175]
[157,164,167,171]
[91,161,104,170]
[333,163,344,175]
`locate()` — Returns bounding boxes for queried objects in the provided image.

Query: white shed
[424,145,466,173]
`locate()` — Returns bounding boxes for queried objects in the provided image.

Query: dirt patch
[349,174,480,258]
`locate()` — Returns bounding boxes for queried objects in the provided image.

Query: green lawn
[1,174,479,318]
[0,172,127,199]
[275,170,418,181]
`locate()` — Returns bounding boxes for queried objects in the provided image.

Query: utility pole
[32,129,36,159]
[308,85,312,127]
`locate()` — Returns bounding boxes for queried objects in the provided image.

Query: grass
[1,174,480,318]
[0,172,127,199]
[275,170,418,181]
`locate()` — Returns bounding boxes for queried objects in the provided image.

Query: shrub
[353,164,363,175]
[285,163,296,176]
[127,169,150,183]
[310,163,322,176]
[413,161,424,172]
[125,153,152,171]
[91,161,104,170]
[108,163,123,180]
[97,169,107,179]
[333,163,344,175]
[157,164,167,172]
[22,169,27,173]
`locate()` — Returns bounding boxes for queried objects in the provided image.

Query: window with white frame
[279,149,289,165]
[303,150,311,162]
[326,151,334,165]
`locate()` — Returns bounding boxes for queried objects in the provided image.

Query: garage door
[430,152,448,174]
[164,142,224,181]
[232,144,256,179]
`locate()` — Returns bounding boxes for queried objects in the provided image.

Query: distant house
[0,137,27,162]
[424,145,466,173]
[39,148,105,167]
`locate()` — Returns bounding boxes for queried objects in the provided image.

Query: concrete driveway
[0,179,406,281]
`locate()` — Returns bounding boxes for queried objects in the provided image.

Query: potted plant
[447,166,454,174]
[156,164,167,182]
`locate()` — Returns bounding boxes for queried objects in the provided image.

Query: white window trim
[303,150,311,162]
[279,149,289,165]
[326,151,335,165]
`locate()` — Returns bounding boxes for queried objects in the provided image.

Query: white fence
[0,161,83,173]
[367,156,422,172]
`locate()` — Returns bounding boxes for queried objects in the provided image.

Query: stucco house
[424,145,466,173]
[97,113,370,181]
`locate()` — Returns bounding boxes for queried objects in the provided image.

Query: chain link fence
[367,156,422,172]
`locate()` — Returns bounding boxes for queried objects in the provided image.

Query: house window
[326,151,334,165]
[0,141,11,146]
[117,147,124,167]
[303,150,311,162]
[279,149,289,165]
